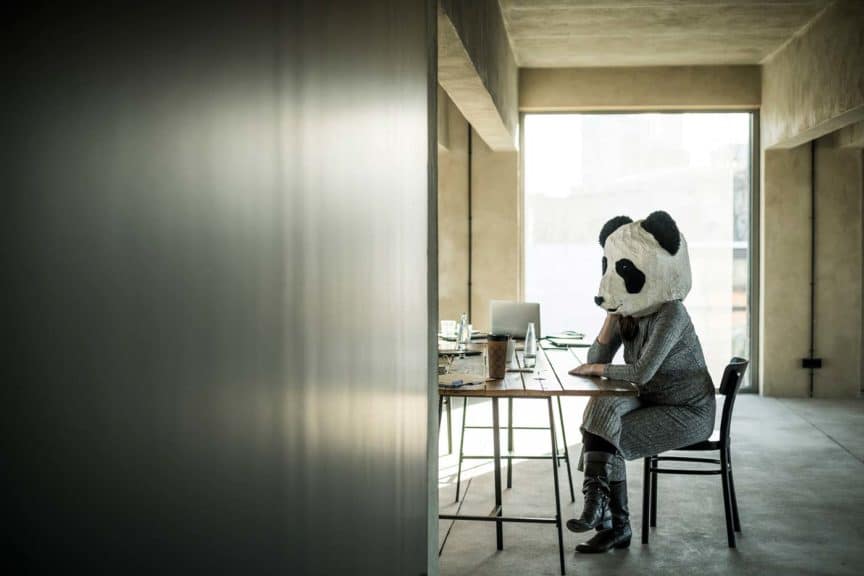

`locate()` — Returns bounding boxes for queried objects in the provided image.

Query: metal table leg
[492,397,504,550]
[455,397,468,502]
[446,396,453,454]
[556,397,575,502]
[547,398,565,575]
[507,397,514,489]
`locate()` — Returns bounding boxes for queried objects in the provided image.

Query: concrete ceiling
[500,0,832,67]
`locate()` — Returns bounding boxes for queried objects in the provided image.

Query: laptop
[489,301,541,340]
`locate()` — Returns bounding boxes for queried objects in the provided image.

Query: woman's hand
[568,363,605,377]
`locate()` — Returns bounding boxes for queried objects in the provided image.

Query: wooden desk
[438,344,638,575]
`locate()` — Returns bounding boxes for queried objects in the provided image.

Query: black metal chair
[642,357,749,548]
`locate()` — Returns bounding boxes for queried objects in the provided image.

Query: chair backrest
[489,301,541,339]
[718,357,749,446]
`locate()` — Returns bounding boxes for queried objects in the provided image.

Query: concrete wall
[440,0,518,144]
[813,136,863,397]
[760,146,812,396]
[762,0,864,149]
[759,0,864,397]
[760,138,864,398]
[438,89,470,322]
[520,66,761,111]
[470,128,521,331]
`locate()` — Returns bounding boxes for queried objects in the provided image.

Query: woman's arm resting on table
[569,363,606,377]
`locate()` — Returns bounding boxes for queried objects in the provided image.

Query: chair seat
[678,430,722,451]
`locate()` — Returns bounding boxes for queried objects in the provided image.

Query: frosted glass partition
[524,113,752,388]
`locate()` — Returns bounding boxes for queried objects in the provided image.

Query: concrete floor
[438,395,864,575]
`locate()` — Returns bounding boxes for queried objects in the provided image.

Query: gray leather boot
[576,478,633,553]
[566,452,613,533]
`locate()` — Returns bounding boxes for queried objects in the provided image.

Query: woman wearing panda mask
[565,211,716,554]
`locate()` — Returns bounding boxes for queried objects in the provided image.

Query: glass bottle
[458,313,469,349]
[524,322,537,358]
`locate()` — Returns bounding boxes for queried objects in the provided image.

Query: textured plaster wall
[813,136,863,397]
[470,128,520,331]
[520,66,761,111]
[760,146,812,397]
[762,0,864,149]
[437,89,470,323]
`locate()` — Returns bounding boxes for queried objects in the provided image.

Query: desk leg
[438,395,443,433]
[557,397,575,502]
[547,398,566,575]
[507,397,514,489]
[446,396,453,454]
[492,397,503,550]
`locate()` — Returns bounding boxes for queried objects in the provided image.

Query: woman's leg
[575,401,715,553]
[567,432,614,533]
[568,398,640,535]
[581,396,642,449]
[583,431,617,453]
[576,465,632,553]
[617,401,715,460]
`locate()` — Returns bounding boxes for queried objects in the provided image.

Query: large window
[524,113,754,388]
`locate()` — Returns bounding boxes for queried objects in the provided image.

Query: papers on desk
[550,330,585,339]
[439,372,489,388]
[543,332,589,349]
[439,332,488,342]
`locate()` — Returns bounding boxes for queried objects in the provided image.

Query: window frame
[518,110,760,392]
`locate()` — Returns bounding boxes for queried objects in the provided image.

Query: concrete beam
[520,66,761,111]
[835,121,864,150]
[437,3,517,151]
[762,0,864,149]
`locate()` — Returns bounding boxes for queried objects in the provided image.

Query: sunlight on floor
[439,396,591,488]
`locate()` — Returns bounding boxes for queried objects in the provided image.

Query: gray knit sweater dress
[580,300,715,481]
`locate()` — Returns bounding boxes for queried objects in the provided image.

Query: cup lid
[487,333,509,341]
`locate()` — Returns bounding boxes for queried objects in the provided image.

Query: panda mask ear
[641,211,681,255]
[599,216,633,247]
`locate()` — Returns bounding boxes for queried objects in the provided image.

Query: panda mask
[595,211,692,318]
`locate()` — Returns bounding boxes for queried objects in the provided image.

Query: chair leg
[650,462,660,528]
[446,396,453,454]
[556,397,575,502]
[720,454,737,548]
[454,398,469,502]
[727,448,741,532]
[642,457,651,544]
[650,458,657,528]
[507,398,514,489]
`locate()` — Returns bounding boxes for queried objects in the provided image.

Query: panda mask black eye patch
[615,258,646,294]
